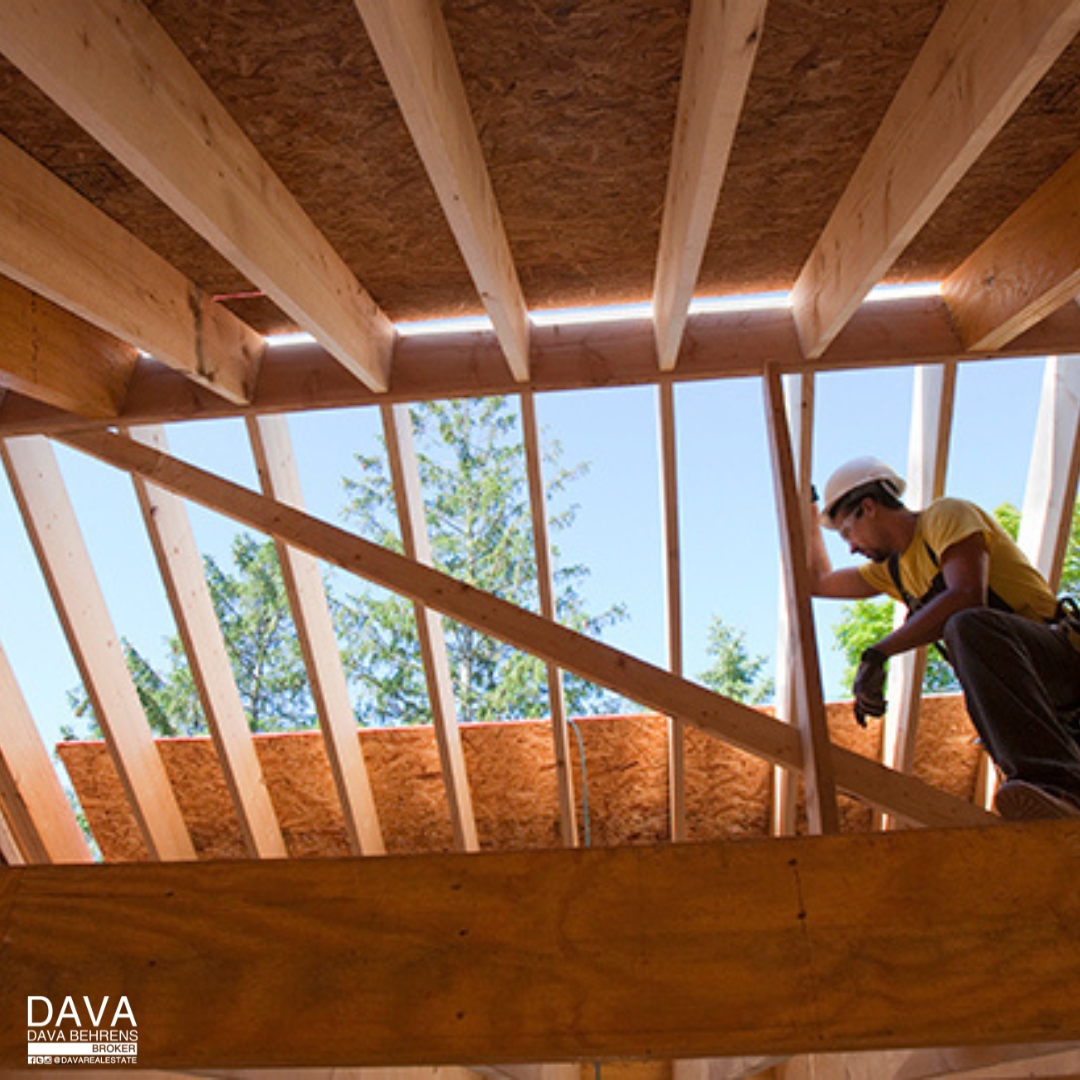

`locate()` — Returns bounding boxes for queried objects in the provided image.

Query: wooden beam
[880,361,956,824]
[0,637,92,864]
[0,0,394,392]
[791,0,1080,360]
[0,436,194,860]
[54,428,996,829]
[246,415,385,856]
[0,274,136,418]
[653,0,767,370]
[354,0,530,382]
[520,391,578,847]
[763,365,839,834]
[944,147,1080,352]
[380,404,478,852]
[2,823,1079,1068]
[0,133,262,404]
[126,425,286,860]
[1019,354,1080,591]
[771,372,814,837]
[656,383,687,840]
[9,295,1080,436]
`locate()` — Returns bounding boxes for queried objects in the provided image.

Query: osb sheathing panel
[58,698,984,863]
[3,1,1080,333]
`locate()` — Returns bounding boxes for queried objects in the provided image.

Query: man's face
[837,498,890,563]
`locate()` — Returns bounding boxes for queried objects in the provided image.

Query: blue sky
[0,316,1049,767]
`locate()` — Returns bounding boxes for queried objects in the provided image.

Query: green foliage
[68,533,315,737]
[697,616,774,705]
[338,397,628,724]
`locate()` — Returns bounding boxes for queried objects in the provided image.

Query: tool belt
[1054,595,1080,653]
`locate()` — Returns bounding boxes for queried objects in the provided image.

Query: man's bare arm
[806,498,879,599]
[869,533,989,658]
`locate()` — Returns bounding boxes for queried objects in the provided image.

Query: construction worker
[808,456,1080,821]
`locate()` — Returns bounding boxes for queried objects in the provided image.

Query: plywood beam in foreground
[55,429,996,830]
[381,404,478,852]
[653,0,767,370]
[127,425,286,860]
[0,638,91,864]
[0,437,194,860]
[7,295,1080,436]
[0,134,262,404]
[763,365,839,834]
[2,822,1078,1068]
[520,391,578,847]
[355,0,530,382]
[247,415,385,856]
[944,146,1080,351]
[791,0,1080,359]
[0,274,136,419]
[0,0,394,392]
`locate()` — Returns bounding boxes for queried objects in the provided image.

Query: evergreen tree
[697,616,774,705]
[66,533,314,738]
[337,397,627,725]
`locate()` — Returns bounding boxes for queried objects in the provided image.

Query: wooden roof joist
[2,822,1078,1068]
[53,426,994,830]
[0,0,395,393]
[791,0,1080,359]
[355,0,531,383]
[6,294,1080,436]
[0,135,263,405]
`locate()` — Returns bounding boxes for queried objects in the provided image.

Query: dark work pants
[943,607,1080,805]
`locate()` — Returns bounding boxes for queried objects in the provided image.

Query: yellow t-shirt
[858,498,1058,622]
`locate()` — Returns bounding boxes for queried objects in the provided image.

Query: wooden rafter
[246,415,386,857]
[126,425,286,860]
[656,383,687,839]
[653,0,767,370]
[9,295,1080,437]
[354,0,530,382]
[381,404,478,852]
[944,147,1080,351]
[3,822,1079,1068]
[0,274,136,419]
[0,638,91,864]
[763,365,839,834]
[0,436,194,861]
[54,428,995,829]
[520,391,578,847]
[0,0,395,392]
[880,361,957,826]
[791,0,1080,360]
[771,372,814,837]
[0,134,262,405]
[1019,353,1080,591]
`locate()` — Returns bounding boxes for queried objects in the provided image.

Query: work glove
[852,646,888,728]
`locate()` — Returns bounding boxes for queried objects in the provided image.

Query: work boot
[994,780,1080,821]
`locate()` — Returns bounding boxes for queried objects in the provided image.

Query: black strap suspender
[887,540,1015,666]
[887,540,1015,616]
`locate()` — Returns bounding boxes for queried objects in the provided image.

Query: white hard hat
[820,456,906,529]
